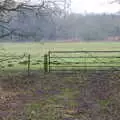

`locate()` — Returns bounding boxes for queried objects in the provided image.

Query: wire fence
[0,51,32,75]
[0,49,47,75]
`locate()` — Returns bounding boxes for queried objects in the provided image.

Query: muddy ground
[0,70,120,120]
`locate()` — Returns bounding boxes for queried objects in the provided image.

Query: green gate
[44,51,120,72]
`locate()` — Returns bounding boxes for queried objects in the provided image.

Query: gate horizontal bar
[49,69,120,72]
[50,56,120,58]
[50,62,120,64]
[50,51,120,53]
[50,65,120,67]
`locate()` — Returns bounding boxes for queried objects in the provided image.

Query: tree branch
[0,0,71,39]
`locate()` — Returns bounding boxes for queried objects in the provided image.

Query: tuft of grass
[18,60,28,65]
[8,64,14,67]
[32,62,40,65]
[8,61,12,63]
[25,101,64,120]
[98,99,111,108]
[36,60,43,63]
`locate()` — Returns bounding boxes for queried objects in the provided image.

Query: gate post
[28,54,31,76]
[44,54,48,72]
[48,51,51,72]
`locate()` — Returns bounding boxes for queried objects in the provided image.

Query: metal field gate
[45,51,120,72]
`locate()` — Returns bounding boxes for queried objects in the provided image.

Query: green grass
[1,42,120,120]
[1,42,120,55]
[1,41,120,71]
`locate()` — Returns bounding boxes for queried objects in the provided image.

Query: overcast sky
[71,0,120,13]
[17,0,120,14]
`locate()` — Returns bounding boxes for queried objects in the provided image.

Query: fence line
[0,53,32,75]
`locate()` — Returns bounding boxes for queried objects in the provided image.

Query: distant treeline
[1,12,120,41]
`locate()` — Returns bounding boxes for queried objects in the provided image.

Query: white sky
[16,0,120,14]
[71,0,120,13]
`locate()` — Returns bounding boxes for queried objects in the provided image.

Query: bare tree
[110,0,120,4]
[110,0,119,3]
[0,0,71,39]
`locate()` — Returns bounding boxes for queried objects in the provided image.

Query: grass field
[0,41,120,71]
[1,42,120,120]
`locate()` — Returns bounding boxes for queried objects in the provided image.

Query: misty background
[1,0,120,42]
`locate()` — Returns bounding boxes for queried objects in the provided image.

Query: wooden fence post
[28,54,31,76]
[44,54,48,72]
[48,51,50,72]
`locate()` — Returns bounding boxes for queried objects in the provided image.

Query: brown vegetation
[0,70,120,120]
